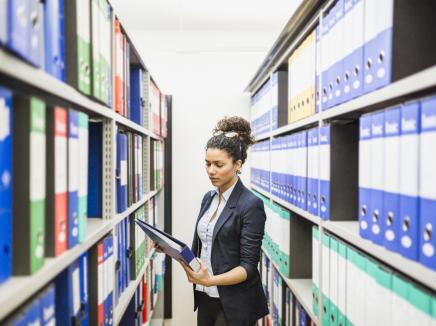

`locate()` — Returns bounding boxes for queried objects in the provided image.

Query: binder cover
[135,219,200,272]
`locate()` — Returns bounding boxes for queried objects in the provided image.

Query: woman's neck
[219,175,238,195]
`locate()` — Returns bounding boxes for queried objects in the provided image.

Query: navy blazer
[191,178,269,326]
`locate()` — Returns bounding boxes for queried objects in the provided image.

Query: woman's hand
[151,241,164,253]
[180,259,214,287]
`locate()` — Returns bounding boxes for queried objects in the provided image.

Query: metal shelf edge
[0,218,112,321]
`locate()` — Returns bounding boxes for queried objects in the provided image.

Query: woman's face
[205,148,241,189]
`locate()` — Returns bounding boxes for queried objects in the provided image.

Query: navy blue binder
[130,67,143,126]
[44,0,65,81]
[116,132,128,213]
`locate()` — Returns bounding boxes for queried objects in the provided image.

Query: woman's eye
[216,165,224,168]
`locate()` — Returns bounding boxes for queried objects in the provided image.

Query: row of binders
[251,0,436,132]
[115,198,158,304]
[120,252,165,326]
[151,140,165,191]
[0,86,91,285]
[313,227,436,326]
[358,95,436,271]
[1,0,168,136]
[250,71,288,138]
[116,130,146,214]
[251,122,357,222]
[256,191,290,278]
[2,240,165,325]
[261,254,315,326]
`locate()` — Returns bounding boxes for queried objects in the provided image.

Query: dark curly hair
[206,116,256,166]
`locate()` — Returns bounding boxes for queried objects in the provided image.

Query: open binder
[135,219,200,272]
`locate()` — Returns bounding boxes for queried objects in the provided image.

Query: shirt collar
[213,178,238,202]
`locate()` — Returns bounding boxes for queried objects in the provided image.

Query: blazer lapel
[195,191,215,230]
[212,178,244,245]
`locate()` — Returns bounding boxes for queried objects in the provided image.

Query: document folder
[135,219,200,272]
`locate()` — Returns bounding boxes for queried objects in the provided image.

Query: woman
[180,116,269,326]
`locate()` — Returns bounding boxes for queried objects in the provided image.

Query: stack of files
[114,18,126,116]
[315,25,321,114]
[141,272,150,324]
[295,301,314,326]
[130,66,144,126]
[134,134,144,202]
[12,95,46,275]
[284,287,294,326]
[321,0,436,112]
[271,131,307,211]
[312,226,320,318]
[130,206,147,280]
[46,106,68,257]
[150,80,161,136]
[44,0,65,80]
[142,70,150,130]
[89,234,114,326]
[288,29,316,124]
[250,139,270,192]
[120,284,144,326]
[3,284,56,325]
[67,109,89,248]
[65,0,92,95]
[359,96,436,270]
[307,127,320,217]
[88,121,103,218]
[160,95,168,138]
[55,253,89,325]
[90,0,112,105]
[0,87,12,284]
[321,232,436,326]
[116,131,128,213]
[3,0,45,68]
[126,132,143,206]
[150,140,164,191]
[271,70,288,130]
[272,268,284,326]
[250,78,271,138]
[115,217,131,304]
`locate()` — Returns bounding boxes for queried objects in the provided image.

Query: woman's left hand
[180,259,213,287]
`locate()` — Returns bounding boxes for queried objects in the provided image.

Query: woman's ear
[235,160,242,172]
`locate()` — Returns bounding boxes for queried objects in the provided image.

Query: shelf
[114,248,156,326]
[270,194,321,226]
[250,67,436,142]
[271,115,320,138]
[251,185,271,199]
[320,64,436,122]
[262,249,318,325]
[323,221,436,292]
[255,133,271,142]
[0,218,112,321]
[113,190,158,226]
[0,49,159,139]
[251,185,321,226]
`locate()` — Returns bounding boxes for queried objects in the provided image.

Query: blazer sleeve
[239,198,266,280]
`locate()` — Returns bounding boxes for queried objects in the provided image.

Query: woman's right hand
[152,241,164,253]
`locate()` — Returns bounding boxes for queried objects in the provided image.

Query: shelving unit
[262,249,318,325]
[0,0,169,324]
[114,248,156,325]
[248,0,436,324]
[0,218,112,321]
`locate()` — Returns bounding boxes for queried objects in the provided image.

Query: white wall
[130,30,265,325]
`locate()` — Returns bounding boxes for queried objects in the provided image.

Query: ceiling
[110,0,303,32]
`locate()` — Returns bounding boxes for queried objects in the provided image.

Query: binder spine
[359,114,372,239]
[0,87,13,283]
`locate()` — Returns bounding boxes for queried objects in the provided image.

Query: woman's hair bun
[213,116,256,146]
